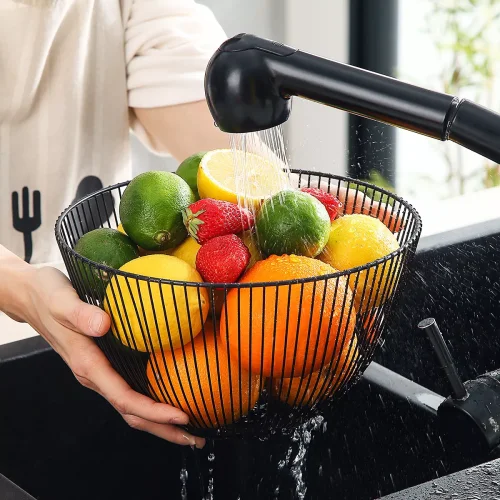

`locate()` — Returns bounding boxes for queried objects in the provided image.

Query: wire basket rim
[54,170,422,289]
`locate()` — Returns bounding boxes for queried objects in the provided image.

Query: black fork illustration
[12,187,42,263]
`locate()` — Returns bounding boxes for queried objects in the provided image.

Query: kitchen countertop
[381,458,500,499]
[0,474,35,500]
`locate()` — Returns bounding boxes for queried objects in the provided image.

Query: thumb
[51,287,111,337]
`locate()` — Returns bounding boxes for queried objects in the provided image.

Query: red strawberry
[300,187,342,221]
[196,234,250,283]
[182,199,254,244]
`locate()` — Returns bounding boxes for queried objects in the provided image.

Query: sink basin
[1,220,499,499]
[0,337,481,500]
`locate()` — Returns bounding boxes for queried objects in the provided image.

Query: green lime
[74,228,139,295]
[256,190,330,258]
[119,171,196,251]
[175,151,206,199]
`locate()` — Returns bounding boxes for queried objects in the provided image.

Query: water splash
[180,467,188,500]
[275,415,325,500]
[229,125,292,210]
[204,451,215,500]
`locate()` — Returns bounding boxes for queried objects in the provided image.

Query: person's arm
[134,100,229,160]
[123,0,228,159]
[0,245,204,448]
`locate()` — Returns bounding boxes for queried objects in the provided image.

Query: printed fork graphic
[12,187,41,263]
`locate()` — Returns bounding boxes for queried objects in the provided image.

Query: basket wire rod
[287,282,306,403]
[264,284,282,431]
[247,286,254,419]
[106,275,137,351]
[109,190,120,228]
[149,286,196,427]
[92,195,105,229]
[83,199,99,234]
[96,283,143,392]
[266,284,283,424]
[333,178,342,200]
[234,286,242,426]
[257,286,267,396]
[109,278,151,391]
[67,210,82,247]
[221,288,235,424]
[181,284,217,428]
[203,287,226,430]
[398,203,414,245]
[133,277,158,353]
[315,272,356,404]
[170,283,211,429]
[277,282,294,404]
[143,280,193,415]
[338,278,364,393]
[295,282,323,407]
[300,278,334,406]
[99,192,113,228]
[294,279,320,407]
[195,288,220,429]
[179,291,212,430]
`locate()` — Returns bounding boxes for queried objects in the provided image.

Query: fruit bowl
[55,170,421,439]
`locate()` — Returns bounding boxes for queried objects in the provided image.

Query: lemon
[104,255,209,352]
[319,214,400,311]
[197,149,289,207]
[239,230,263,270]
[171,236,201,269]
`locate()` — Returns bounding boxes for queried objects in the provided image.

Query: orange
[146,321,261,428]
[273,334,359,407]
[219,255,357,378]
[361,308,381,344]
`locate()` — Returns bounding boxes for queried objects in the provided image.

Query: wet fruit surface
[220,255,357,378]
[256,190,331,258]
[104,255,208,352]
[119,171,195,251]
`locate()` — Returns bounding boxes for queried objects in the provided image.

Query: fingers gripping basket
[55,170,421,439]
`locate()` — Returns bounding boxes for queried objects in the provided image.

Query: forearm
[0,245,31,321]
[134,99,293,170]
[134,100,230,162]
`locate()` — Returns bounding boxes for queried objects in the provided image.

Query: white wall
[284,0,349,175]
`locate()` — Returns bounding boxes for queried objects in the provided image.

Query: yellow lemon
[239,230,263,270]
[197,149,289,208]
[171,236,201,269]
[319,214,400,311]
[104,255,209,352]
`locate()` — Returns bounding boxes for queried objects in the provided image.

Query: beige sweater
[0,0,226,265]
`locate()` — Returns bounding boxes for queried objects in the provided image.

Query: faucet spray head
[204,34,296,133]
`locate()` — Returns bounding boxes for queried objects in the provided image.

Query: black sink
[1,220,499,500]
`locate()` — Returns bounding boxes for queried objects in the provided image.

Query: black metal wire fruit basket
[55,170,421,439]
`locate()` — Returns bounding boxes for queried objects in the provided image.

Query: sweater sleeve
[123,0,227,109]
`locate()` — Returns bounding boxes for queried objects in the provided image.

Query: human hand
[2,261,205,449]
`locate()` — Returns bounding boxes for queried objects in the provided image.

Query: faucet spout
[205,33,500,164]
